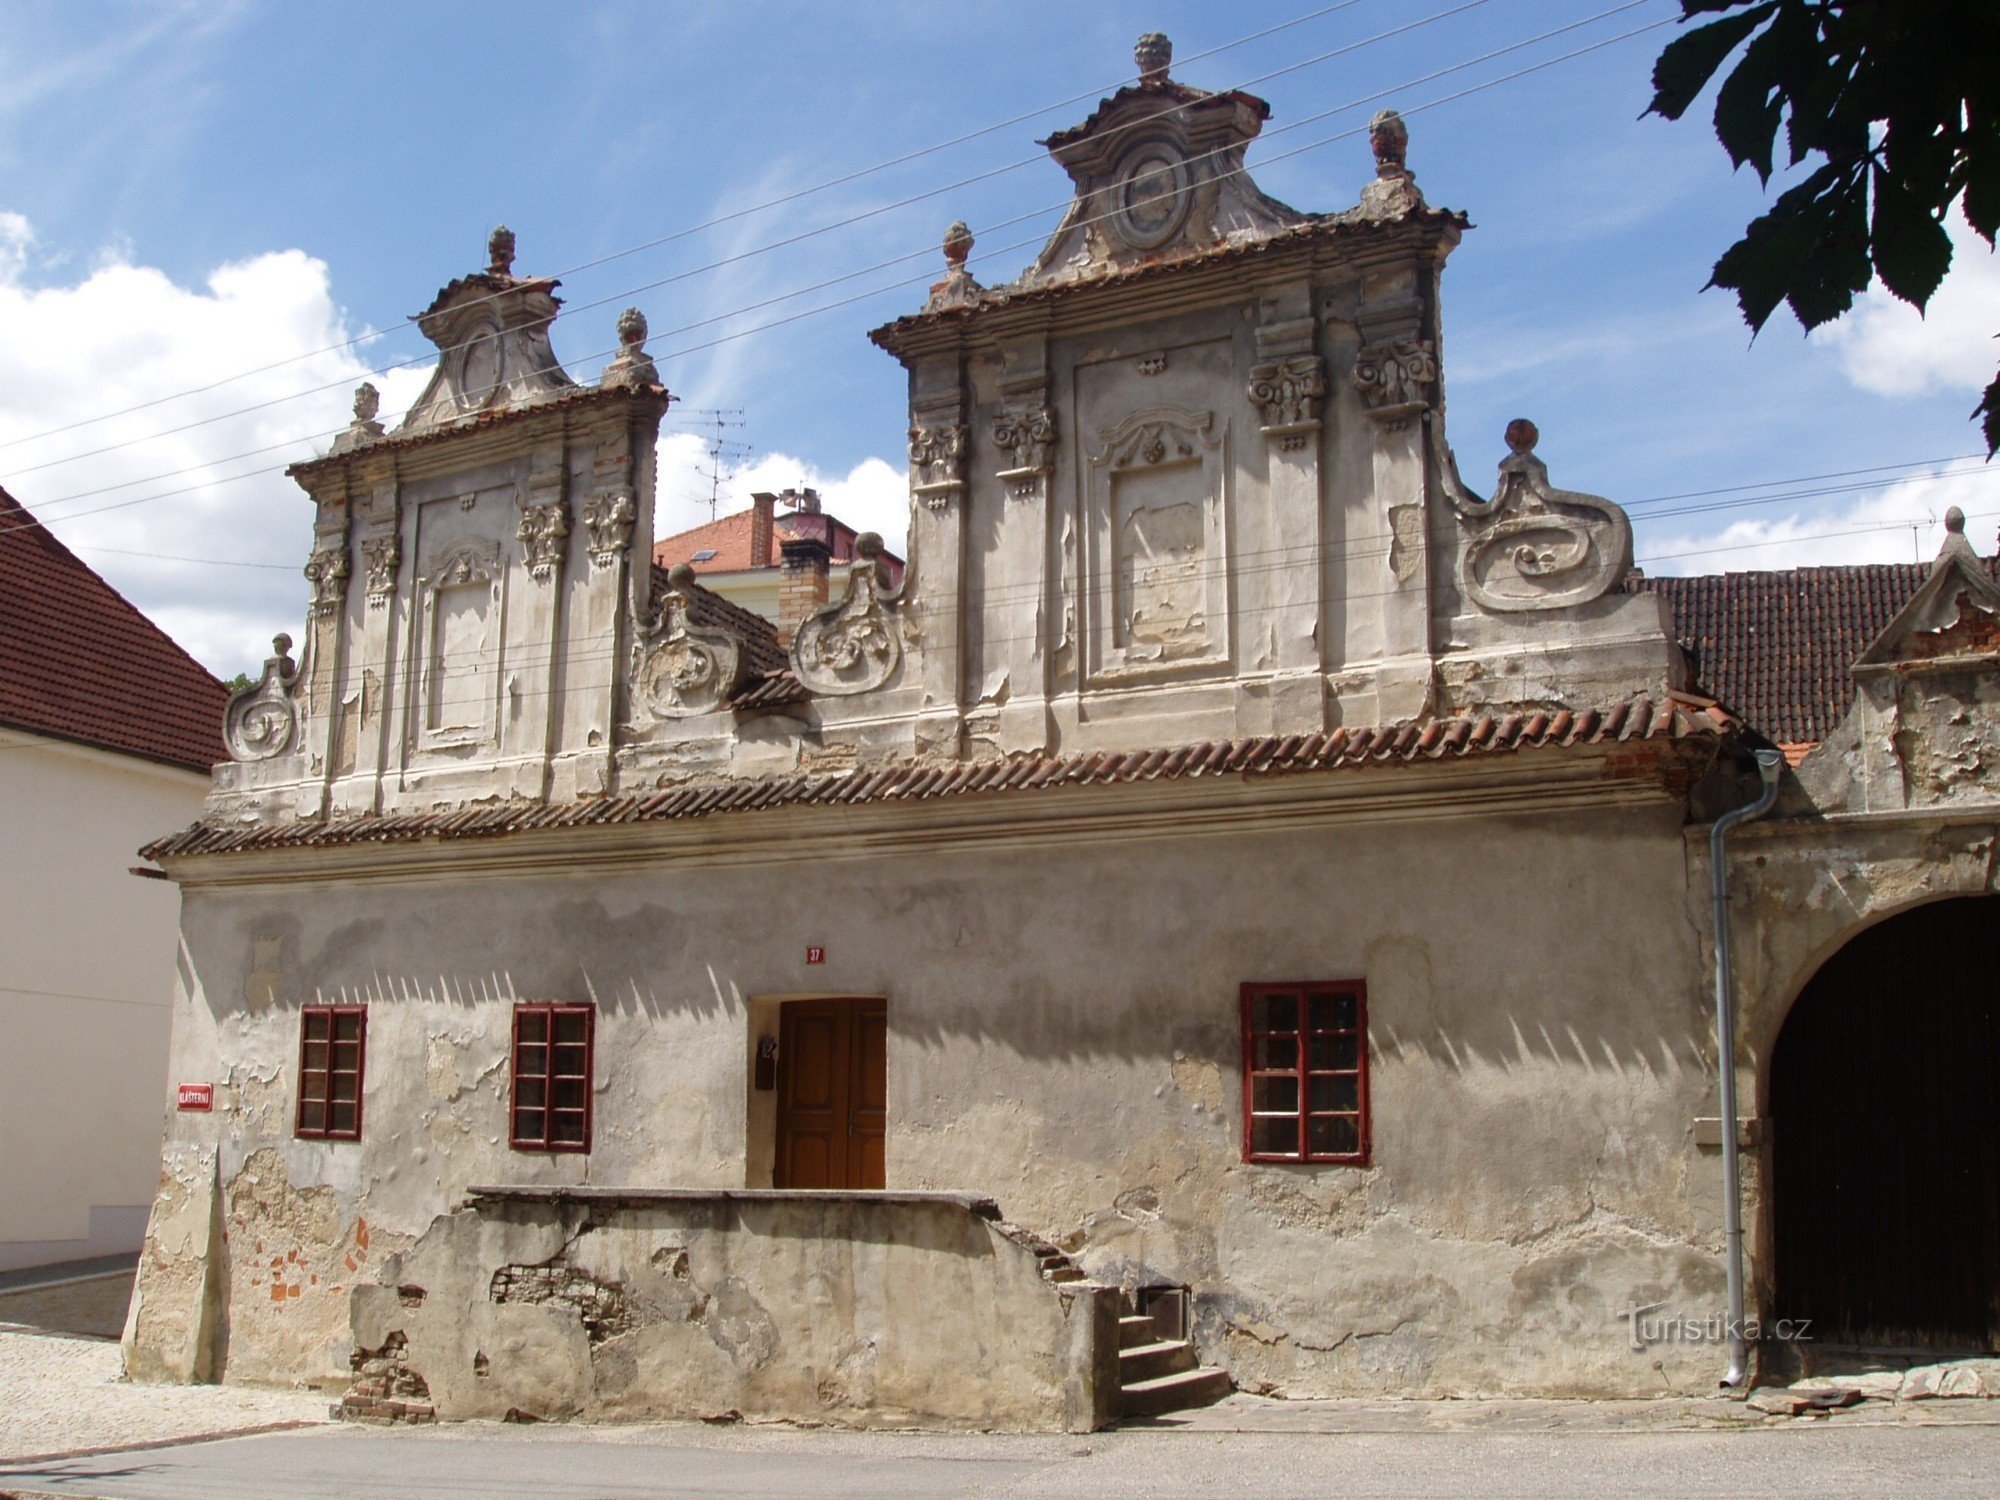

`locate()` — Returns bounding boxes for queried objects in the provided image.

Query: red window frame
[295,1005,366,1141]
[1241,981,1369,1165]
[510,1002,594,1153]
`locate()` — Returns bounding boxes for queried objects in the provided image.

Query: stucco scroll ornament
[303,545,350,619]
[362,534,401,605]
[582,489,636,567]
[992,404,1057,497]
[1247,355,1326,450]
[223,633,301,762]
[909,421,967,512]
[791,532,904,696]
[634,566,746,719]
[516,501,570,581]
[1352,340,1436,430]
[1436,418,1633,613]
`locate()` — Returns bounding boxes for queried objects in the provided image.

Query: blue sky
[2,0,1994,673]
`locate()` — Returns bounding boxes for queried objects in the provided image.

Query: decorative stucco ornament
[331,382,387,453]
[1247,355,1327,449]
[517,501,571,582]
[582,489,637,567]
[600,307,660,389]
[1134,31,1172,85]
[924,221,983,314]
[909,420,968,512]
[398,227,578,431]
[1351,340,1436,429]
[1438,419,1633,613]
[635,565,746,718]
[362,534,401,605]
[1357,109,1425,220]
[992,404,1058,496]
[304,545,350,618]
[487,224,516,277]
[223,634,300,761]
[792,532,904,695]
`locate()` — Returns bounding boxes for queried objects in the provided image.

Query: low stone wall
[346,1187,1120,1432]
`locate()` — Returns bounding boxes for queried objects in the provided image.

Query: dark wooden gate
[775,998,886,1190]
[1769,897,2000,1351]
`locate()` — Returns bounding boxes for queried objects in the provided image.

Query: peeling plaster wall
[129,791,1737,1402]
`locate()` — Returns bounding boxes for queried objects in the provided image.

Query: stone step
[1117,1365,1233,1419]
[1118,1338,1197,1385]
[1118,1314,1158,1348]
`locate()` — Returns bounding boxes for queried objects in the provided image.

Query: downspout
[1710,746,1783,1389]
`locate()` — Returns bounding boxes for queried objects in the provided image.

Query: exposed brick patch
[489,1263,634,1344]
[339,1330,434,1424]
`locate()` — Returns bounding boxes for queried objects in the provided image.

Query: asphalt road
[5,1420,1999,1500]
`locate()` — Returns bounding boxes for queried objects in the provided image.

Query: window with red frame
[296,1006,366,1140]
[1241,982,1368,1164]
[511,1003,594,1152]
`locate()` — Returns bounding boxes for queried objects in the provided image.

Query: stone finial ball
[668,563,697,588]
[1947,506,1966,534]
[617,307,648,346]
[352,382,380,421]
[1369,109,1409,166]
[488,224,516,273]
[855,531,884,559]
[1135,31,1171,82]
[942,220,974,269]
[1505,418,1539,453]
[272,632,293,656]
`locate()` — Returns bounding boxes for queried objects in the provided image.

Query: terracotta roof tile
[1631,562,1995,747]
[0,486,228,772]
[144,691,1727,861]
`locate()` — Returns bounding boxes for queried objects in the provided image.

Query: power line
[4,1,1657,538]
[0,0,1439,464]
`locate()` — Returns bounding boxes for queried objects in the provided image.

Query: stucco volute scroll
[791,533,904,696]
[223,634,301,762]
[635,565,746,719]
[1436,418,1633,613]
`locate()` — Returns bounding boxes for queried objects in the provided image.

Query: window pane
[1252,993,1297,1034]
[553,1011,587,1045]
[300,1069,329,1103]
[1309,1032,1360,1070]
[1252,1034,1295,1070]
[515,1076,546,1109]
[303,1012,330,1043]
[299,1099,326,1133]
[551,1111,586,1146]
[1250,1115,1298,1157]
[517,1011,548,1044]
[302,1040,329,1069]
[329,1100,358,1135]
[553,1077,586,1110]
[332,1040,360,1069]
[333,1013,362,1043]
[513,1107,545,1144]
[516,1043,546,1077]
[329,1071,359,1105]
[1309,1115,1360,1157]
[1252,1075,1298,1114]
[553,1044,588,1079]
[1309,1074,1359,1113]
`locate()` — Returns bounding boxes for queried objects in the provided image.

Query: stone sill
[464,1185,1002,1219]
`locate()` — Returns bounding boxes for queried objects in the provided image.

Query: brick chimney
[778,524,832,640]
[749,491,777,569]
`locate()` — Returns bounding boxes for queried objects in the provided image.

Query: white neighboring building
[0,485,226,1273]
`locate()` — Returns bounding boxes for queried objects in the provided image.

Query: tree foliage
[1647,0,2000,452]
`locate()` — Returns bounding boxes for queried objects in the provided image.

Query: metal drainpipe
[1711,747,1784,1389]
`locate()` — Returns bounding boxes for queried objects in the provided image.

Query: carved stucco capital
[992,404,1057,496]
[1352,339,1436,430]
[362,534,401,605]
[909,421,967,512]
[517,501,571,582]
[1247,355,1326,450]
[303,545,351,619]
[582,489,637,568]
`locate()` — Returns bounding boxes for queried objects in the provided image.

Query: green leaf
[1871,166,1955,309]
[1978,372,2000,459]
[1647,4,1778,122]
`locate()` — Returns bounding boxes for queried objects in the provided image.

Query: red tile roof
[653,505,905,582]
[1631,562,1995,748]
[0,486,228,772]
[144,692,1728,860]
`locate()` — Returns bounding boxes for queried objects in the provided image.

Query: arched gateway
[1769,897,2000,1353]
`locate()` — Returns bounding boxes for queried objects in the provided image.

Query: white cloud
[654,431,909,557]
[0,214,431,675]
[1818,214,2000,399]
[1641,464,2000,574]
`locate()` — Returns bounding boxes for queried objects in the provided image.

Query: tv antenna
[671,408,751,519]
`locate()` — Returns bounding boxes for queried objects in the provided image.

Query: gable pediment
[1855,509,2000,674]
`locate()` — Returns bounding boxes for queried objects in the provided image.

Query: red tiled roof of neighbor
[1632,561,1999,749]
[0,485,229,772]
[143,692,1730,860]
[653,506,905,581]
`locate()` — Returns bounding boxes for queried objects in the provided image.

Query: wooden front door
[775,998,886,1190]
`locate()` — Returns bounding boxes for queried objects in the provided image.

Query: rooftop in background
[653,488,905,584]
[1633,555,2000,754]
[0,486,229,772]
